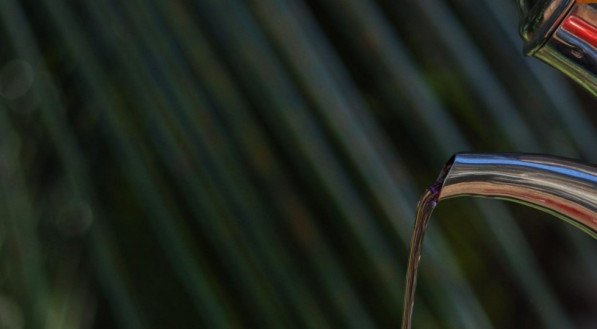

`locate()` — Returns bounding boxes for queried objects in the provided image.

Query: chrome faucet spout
[437,153,597,238]
[519,0,597,95]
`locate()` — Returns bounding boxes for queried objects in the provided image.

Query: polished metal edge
[437,153,597,239]
[521,0,575,55]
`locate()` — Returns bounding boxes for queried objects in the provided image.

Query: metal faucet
[519,0,597,95]
[436,153,597,238]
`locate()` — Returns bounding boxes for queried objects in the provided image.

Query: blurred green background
[0,0,595,328]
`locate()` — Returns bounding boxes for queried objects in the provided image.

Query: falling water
[401,163,452,329]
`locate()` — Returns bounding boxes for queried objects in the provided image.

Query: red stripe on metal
[562,15,597,48]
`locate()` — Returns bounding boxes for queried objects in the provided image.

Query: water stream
[400,163,451,329]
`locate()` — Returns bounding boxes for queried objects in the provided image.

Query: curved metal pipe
[437,153,597,238]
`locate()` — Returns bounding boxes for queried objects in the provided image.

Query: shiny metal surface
[520,0,573,47]
[438,153,597,238]
[518,0,533,15]
[520,0,597,96]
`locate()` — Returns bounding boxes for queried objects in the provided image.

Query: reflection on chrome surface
[438,153,597,238]
[521,1,597,95]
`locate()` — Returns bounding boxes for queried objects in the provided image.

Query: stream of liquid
[401,162,451,329]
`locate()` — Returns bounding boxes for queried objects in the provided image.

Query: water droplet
[0,295,23,329]
[0,60,34,101]
[55,202,94,237]
[570,48,584,59]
